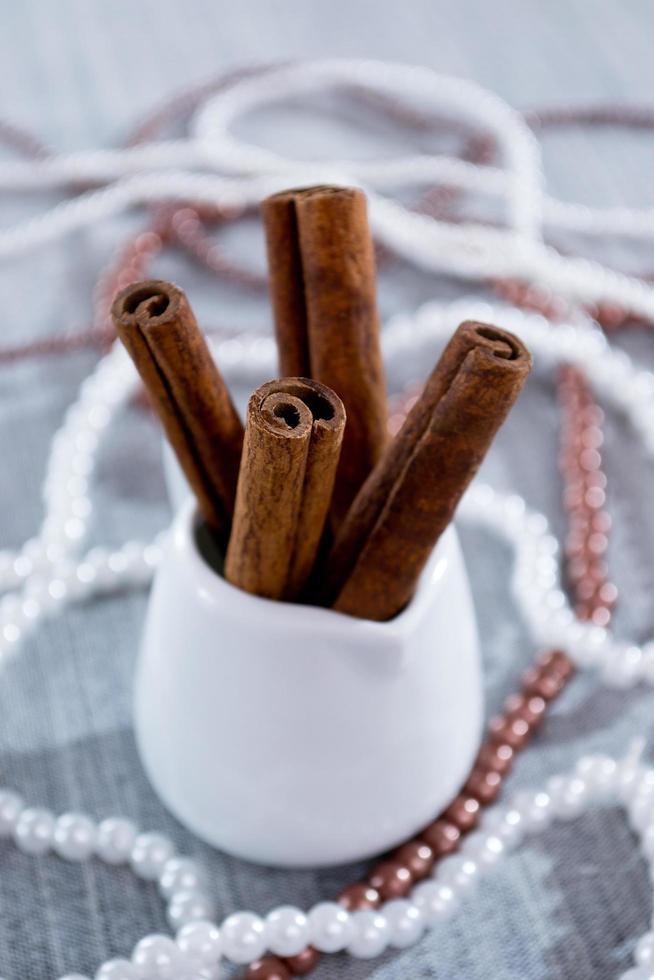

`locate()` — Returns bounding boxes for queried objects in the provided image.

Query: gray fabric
[1,2,654,977]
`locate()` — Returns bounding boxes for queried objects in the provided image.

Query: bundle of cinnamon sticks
[112,184,532,622]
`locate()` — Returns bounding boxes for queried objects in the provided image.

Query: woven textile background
[1,2,654,977]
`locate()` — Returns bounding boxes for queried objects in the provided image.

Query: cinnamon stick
[225,378,345,601]
[112,280,244,547]
[320,321,532,621]
[261,185,387,522]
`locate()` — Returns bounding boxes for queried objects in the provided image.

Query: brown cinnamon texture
[112,280,244,546]
[261,185,387,522]
[321,321,532,621]
[225,378,345,601]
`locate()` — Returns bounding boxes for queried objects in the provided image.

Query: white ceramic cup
[134,491,483,868]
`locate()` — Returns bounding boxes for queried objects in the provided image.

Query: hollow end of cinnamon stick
[321,320,532,620]
[112,279,244,548]
[112,279,177,322]
[225,377,345,602]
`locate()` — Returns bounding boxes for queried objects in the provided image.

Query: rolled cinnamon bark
[225,378,345,601]
[112,280,244,547]
[261,185,387,523]
[321,321,532,620]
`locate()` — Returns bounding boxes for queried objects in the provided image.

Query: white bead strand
[0,745,652,976]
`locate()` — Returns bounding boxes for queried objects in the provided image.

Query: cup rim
[171,499,456,641]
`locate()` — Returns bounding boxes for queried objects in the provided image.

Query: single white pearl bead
[266,905,310,957]
[96,818,138,865]
[512,789,554,828]
[307,901,353,953]
[574,755,618,798]
[620,968,654,980]
[132,933,183,979]
[168,890,215,930]
[617,763,648,804]
[412,881,457,925]
[435,855,479,892]
[481,807,524,848]
[54,812,97,860]
[14,806,55,855]
[346,909,391,959]
[220,910,268,964]
[636,931,654,967]
[547,776,588,820]
[630,777,654,811]
[176,920,222,967]
[0,789,23,836]
[461,831,505,866]
[130,832,175,880]
[383,899,424,948]
[628,769,654,816]
[159,857,206,898]
[95,960,139,980]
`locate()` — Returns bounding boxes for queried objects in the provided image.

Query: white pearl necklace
[0,60,654,321]
[2,60,654,246]
[1,742,652,979]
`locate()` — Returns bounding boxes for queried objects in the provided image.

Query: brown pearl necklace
[558,364,618,626]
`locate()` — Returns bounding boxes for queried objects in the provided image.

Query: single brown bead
[523,670,566,700]
[537,649,574,678]
[510,694,546,728]
[246,956,291,980]
[598,581,618,606]
[503,693,527,714]
[464,767,503,804]
[575,577,597,601]
[585,470,607,491]
[489,714,531,748]
[580,404,604,427]
[368,861,413,898]
[420,818,461,855]
[585,486,606,510]
[338,882,381,910]
[488,712,508,737]
[567,556,589,581]
[591,511,612,534]
[586,557,609,581]
[392,841,435,879]
[475,741,514,775]
[587,531,608,556]
[590,605,612,627]
[443,794,481,832]
[283,947,321,975]
[488,715,530,749]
